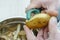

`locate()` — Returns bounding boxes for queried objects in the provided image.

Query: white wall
[0,0,30,22]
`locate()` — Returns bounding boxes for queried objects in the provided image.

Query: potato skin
[26,13,51,29]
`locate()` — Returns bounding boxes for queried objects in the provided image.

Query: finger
[26,3,41,11]
[23,25,37,40]
[26,4,37,11]
[41,3,47,9]
[48,17,57,38]
[43,27,48,39]
[37,29,44,40]
[26,0,42,11]
[45,9,58,16]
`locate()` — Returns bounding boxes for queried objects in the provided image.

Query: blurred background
[0,0,30,22]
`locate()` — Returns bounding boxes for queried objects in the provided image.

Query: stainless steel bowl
[0,18,27,40]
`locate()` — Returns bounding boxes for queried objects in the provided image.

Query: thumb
[23,25,37,40]
[48,17,57,38]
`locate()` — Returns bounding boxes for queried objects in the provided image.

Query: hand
[24,0,59,40]
[26,0,58,16]
[23,17,60,40]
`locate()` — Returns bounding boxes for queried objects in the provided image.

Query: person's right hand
[24,0,60,40]
[24,17,60,40]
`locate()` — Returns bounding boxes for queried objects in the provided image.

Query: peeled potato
[26,13,51,29]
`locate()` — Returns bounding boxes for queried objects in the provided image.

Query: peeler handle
[26,8,40,20]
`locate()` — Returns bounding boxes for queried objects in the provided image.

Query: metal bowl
[0,17,27,40]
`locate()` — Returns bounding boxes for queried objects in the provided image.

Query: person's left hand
[23,17,60,40]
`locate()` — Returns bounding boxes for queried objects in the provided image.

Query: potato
[26,13,51,29]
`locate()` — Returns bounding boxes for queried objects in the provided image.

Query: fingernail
[50,17,57,24]
[23,25,27,30]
